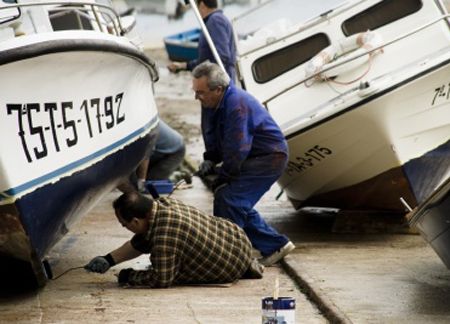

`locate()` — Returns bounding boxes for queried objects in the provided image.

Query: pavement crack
[186,302,201,324]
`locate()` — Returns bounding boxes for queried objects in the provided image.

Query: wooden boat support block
[331,210,417,234]
[0,204,32,262]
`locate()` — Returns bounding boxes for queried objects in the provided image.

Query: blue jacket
[186,10,236,81]
[204,85,288,179]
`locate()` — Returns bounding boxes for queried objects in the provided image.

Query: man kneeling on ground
[85,192,263,287]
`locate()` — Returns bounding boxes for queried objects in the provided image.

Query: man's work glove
[84,254,115,273]
[196,160,216,177]
[118,268,133,286]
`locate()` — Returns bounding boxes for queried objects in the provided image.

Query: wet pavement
[1,47,450,323]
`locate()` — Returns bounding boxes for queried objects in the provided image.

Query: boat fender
[305,30,383,82]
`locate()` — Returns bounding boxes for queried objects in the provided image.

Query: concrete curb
[281,256,353,324]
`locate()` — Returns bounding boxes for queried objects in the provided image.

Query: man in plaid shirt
[85,192,262,287]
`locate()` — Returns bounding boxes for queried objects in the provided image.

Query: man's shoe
[259,241,295,266]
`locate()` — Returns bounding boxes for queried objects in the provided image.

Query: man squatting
[85,192,263,287]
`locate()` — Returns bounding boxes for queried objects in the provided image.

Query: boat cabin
[233,0,450,131]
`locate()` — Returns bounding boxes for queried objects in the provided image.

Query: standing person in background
[192,62,295,267]
[168,0,237,160]
[167,0,236,81]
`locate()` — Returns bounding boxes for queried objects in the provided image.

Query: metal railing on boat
[262,13,450,106]
[0,1,126,36]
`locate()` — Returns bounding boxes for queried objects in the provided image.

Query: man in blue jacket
[192,62,295,266]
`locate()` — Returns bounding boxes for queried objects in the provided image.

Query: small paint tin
[262,297,295,324]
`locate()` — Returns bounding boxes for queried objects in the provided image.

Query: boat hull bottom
[0,254,42,291]
[0,129,158,287]
[288,165,416,214]
[410,179,450,269]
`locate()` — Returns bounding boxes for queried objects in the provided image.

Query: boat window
[251,33,330,84]
[49,6,93,31]
[342,0,423,36]
[0,0,21,25]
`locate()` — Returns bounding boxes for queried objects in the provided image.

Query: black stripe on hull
[403,140,450,205]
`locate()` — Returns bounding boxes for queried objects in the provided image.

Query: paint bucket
[262,297,295,324]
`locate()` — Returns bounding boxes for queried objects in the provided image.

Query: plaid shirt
[127,197,252,287]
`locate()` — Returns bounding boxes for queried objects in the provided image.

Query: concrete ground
[2,48,450,323]
[277,215,450,323]
[0,181,327,323]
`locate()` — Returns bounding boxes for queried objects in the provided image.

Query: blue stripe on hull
[14,128,158,259]
[403,140,450,205]
[1,117,158,200]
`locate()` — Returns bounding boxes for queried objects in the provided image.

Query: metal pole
[186,0,226,74]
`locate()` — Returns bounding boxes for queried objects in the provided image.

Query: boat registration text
[286,145,333,176]
[6,93,125,163]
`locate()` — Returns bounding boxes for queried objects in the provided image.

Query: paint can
[262,297,295,324]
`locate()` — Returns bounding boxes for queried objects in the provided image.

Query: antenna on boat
[184,0,227,75]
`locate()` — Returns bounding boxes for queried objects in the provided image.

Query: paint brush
[273,276,279,300]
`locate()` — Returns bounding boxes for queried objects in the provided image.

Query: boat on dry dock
[0,0,159,286]
[231,0,450,268]
[233,0,450,214]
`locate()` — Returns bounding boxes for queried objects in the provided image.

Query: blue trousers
[147,144,185,180]
[213,153,289,257]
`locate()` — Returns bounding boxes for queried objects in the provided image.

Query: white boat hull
[0,0,160,285]
[281,60,450,212]
[234,0,450,213]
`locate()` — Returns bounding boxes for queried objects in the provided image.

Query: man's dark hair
[197,0,217,9]
[113,192,153,222]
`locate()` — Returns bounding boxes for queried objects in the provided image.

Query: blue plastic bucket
[145,180,173,195]
[262,297,295,324]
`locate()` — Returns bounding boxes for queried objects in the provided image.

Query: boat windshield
[233,0,346,54]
